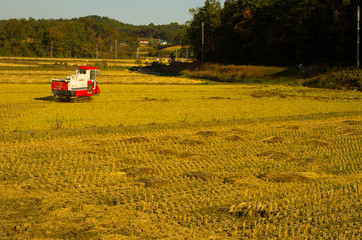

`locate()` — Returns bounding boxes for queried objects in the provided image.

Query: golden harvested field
[0,57,144,67]
[0,69,203,84]
[0,60,361,239]
[0,56,169,69]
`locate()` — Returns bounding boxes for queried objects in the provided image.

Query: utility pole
[202,22,204,64]
[115,39,117,67]
[358,6,360,68]
[96,44,98,61]
[50,41,53,65]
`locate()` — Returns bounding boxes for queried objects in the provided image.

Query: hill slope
[0,16,185,58]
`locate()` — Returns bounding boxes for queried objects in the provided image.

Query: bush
[181,63,285,83]
[149,61,167,72]
[303,68,362,91]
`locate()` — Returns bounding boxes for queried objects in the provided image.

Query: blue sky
[0,0,226,25]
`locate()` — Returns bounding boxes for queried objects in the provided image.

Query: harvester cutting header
[51,66,100,100]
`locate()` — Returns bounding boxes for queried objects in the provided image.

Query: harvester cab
[51,66,100,99]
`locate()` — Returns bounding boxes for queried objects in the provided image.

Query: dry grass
[261,136,284,144]
[141,177,170,188]
[342,120,362,125]
[181,63,286,83]
[229,202,269,218]
[0,68,204,84]
[258,171,317,183]
[185,171,218,181]
[258,151,292,161]
[0,56,141,67]
[0,59,361,239]
[306,139,329,147]
[1,113,361,239]
[1,83,360,133]
[250,89,293,98]
[126,167,158,177]
[0,56,203,85]
[159,45,183,52]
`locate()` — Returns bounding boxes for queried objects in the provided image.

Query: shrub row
[146,61,362,91]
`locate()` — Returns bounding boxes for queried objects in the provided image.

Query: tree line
[0,16,185,59]
[1,1,359,66]
[187,0,360,66]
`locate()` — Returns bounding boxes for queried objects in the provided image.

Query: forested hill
[86,16,185,43]
[0,16,185,58]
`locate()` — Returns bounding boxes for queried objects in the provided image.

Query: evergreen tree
[187,0,360,65]
[187,0,222,62]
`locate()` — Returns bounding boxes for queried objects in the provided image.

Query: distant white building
[139,40,149,46]
[160,40,168,46]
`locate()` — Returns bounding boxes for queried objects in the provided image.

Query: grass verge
[145,62,362,90]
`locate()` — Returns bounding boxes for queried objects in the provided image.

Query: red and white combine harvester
[51,66,100,101]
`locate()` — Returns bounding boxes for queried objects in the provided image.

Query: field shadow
[267,65,328,81]
[34,96,55,102]
[35,96,92,103]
